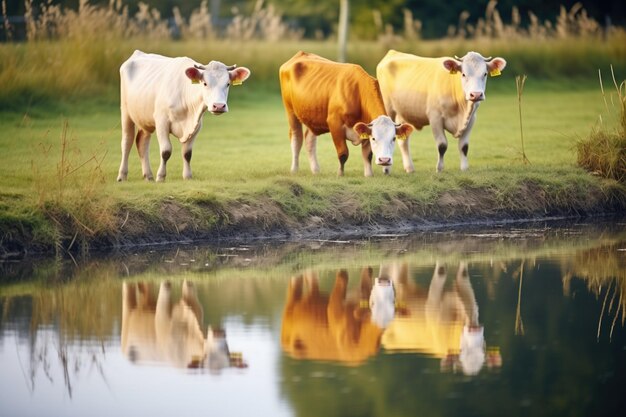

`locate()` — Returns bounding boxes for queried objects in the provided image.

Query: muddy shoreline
[2,183,625,259]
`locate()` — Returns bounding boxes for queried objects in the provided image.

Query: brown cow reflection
[382,262,501,375]
[121,280,246,371]
[281,268,394,365]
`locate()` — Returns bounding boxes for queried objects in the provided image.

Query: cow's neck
[361,79,387,122]
[454,99,478,139]
[181,90,207,143]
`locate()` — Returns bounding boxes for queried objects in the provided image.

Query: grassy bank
[1,74,625,256]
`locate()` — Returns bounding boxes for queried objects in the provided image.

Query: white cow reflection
[381,262,501,375]
[121,280,245,371]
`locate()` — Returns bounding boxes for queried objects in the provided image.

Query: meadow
[1,3,625,255]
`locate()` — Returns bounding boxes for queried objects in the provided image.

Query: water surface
[1,221,625,417]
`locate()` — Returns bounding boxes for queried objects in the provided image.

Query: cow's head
[201,326,247,372]
[185,61,251,115]
[368,276,396,328]
[443,52,506,102]
[354,116,413,174]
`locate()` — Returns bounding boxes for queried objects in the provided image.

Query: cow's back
[279,52,372,135]
[120,50,194,132]
[377,50,464,129]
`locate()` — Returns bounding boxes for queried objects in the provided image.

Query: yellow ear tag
[489,68,501,77]
[449,69,458,75]
[232,79,243,86]
[359,133,370,140]
[191,79,200,84]
[359,299,370,309]
[396,134,407,141]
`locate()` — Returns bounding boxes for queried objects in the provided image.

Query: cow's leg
[426,262,447,312]
[458,116,476,171]
[328,120,349,176]
[304,129,320,174]
[430,118,448,173]
[455,262,479,327]
[135,130,154,181]
[182,280,203,325]
[394,116,415,173]
[328,269,349,322]
[360,140,373,177]
[155,122,172,182]
[181,137,196,180]
[118,113,135,181]
[288,113,303,173]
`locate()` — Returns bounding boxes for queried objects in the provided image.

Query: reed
[515,74,531,165]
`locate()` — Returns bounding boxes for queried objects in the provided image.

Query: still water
[1,221,626,417]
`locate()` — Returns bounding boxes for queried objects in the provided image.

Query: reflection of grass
[561,246,626,340]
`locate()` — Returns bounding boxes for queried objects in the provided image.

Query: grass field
[0,38,625,254]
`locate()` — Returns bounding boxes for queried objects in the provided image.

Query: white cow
[121,280,246,371]
[117,50,251,181]
[376,50,506,172]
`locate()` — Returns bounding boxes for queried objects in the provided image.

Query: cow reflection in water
[382,262,501,375]
[121,280,245,371]
[281,268,395,364]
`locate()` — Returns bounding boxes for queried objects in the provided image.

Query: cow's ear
[185,67,203,84]
[229,67,251,86]
[487,57,507,77]
[443,59,461,75]
[395,123,413,140]
[353,122,371,139]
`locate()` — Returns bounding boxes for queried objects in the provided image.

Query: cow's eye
[462,73,466,77]
[371,137,376,141]
[484,72,488,77]
[203,82,207,86]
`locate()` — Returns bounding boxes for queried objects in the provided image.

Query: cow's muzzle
[376,157,392,166]
[211,103,227,115]
[468,92,484,102]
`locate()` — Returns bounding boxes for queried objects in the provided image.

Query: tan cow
[279,51,413,176]
[121,280,245,371]
[377,50,506,172]
[281,268,394,364]
[381,262,500,375]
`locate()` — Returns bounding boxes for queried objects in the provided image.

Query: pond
[1,220,626,417]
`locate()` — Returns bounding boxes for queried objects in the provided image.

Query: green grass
[1,38,625,254]
[0,82,623,253]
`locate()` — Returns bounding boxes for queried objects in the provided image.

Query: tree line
[5,0,625,39]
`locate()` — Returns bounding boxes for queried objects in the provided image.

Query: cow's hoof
[156,177,165,182]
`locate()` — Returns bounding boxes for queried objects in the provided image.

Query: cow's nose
[469,92,484,102]
[211,103,227,113]
[377,156,392,166]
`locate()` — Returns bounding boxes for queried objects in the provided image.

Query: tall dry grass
[31,119,116,256]
[576,67,626,182]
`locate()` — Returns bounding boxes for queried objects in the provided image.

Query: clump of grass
[32,119,115,256]
[576,67,626,182]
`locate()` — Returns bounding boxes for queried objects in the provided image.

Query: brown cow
[279,51,413,176]
[281,268,392,364]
